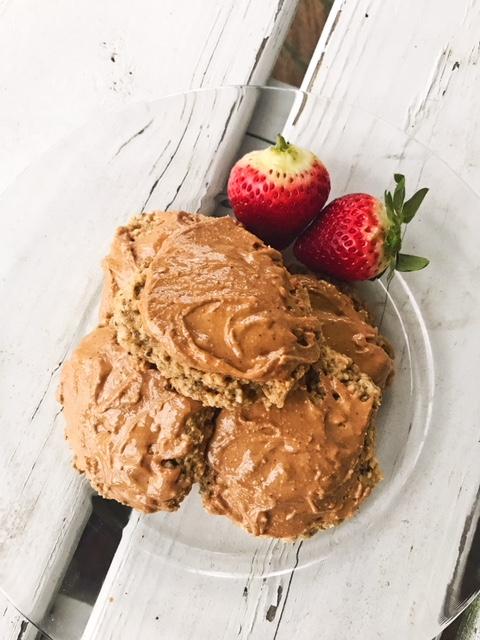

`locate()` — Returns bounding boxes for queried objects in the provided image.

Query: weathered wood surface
[0,3,298,639]
[0,0,297,196]
[81,89,301,640]
[302,0,480,191]
[84,2,480,639]
[2,0,479,638]
[0,593,38,640]
[274,1,480,638]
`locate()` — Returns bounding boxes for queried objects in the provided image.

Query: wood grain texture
[302,0,480,191]
[260,1,480,638]
[2,1,479,639]
[272,0,329,86]
[0,0,297,196]
[83,512,303,640]
[80,87,300,640]
[0,3,298,639]
[83,2,480,637]
[0,591,41,640]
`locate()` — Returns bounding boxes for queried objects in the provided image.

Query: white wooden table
[1,1,479,639]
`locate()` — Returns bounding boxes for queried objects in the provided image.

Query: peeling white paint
[0,3,298,639]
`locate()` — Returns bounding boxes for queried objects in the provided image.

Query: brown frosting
[292,274,394,388]
[59,326,212,513]
[136,215,321,381]
[203,373,378,539]
[100,211,196,322]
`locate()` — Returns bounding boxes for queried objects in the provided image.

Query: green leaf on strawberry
[384,190,395,221]
[402,187,429,223]
[396,253,430,272]
[393,174,405,215]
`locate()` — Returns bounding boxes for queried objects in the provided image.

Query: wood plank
[301,0,480,189]
[83,3,480,636]
[0,592,39,640]
[82,3,480,638]
[81,86,302,640]
[0,0,296,196]
[83,35,480,640]
[0,3,298,639]
[8,1,478,637]
[258,1,480,639]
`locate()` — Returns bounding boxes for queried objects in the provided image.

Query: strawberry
[294,174,429,281]
[227,135,330,249]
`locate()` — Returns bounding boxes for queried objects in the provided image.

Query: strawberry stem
[274,134,289,152]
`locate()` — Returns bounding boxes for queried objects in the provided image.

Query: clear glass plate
[0,86,478,640]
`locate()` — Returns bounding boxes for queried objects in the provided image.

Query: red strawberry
[227,135,330,249]
[294,174,429,281]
